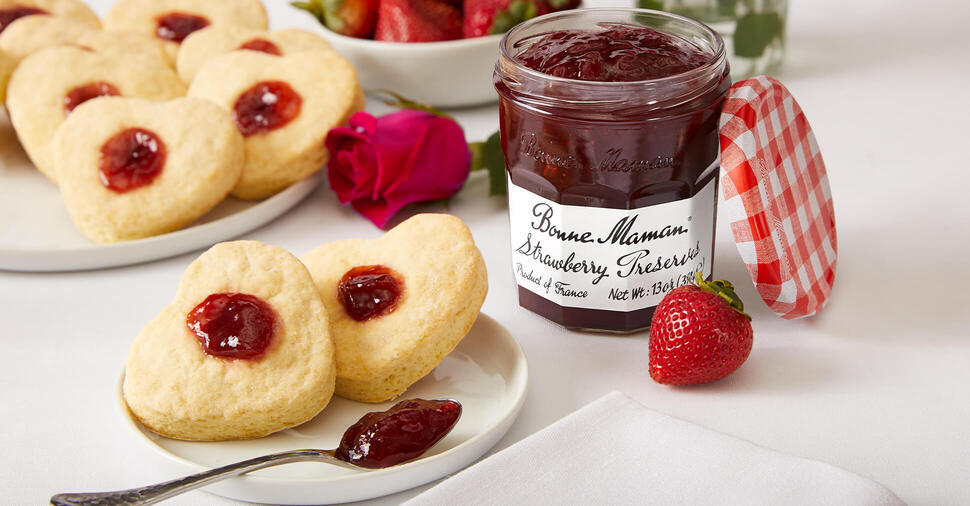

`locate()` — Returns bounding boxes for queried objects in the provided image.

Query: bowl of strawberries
[292,0,580,108]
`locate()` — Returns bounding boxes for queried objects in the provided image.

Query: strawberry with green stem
[463,0,547,39]
[292,0,378,39]
[649,272,754,385]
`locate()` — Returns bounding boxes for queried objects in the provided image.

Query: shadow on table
[715,223,967,345]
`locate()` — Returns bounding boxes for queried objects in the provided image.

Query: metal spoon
[50,448,366,505]
[51,399,462,505]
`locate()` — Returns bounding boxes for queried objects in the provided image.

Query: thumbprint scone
[51,97,243,243]
[189,50,363,200]
[301,214,488,403]
[123,241,337,441]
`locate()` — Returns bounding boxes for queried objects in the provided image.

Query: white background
[2,0,969,504]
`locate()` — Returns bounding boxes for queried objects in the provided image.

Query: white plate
[118,314,528,505]
[0,113,319,273]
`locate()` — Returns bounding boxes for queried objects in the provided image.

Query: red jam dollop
[155,12,210,43]
[64,82,121,115]
[337,265,404,321]
[239,38,282,56]
[335,399,462,469]
[186,293,277,360]
[515,25,712,82]
[232,81,302,137]
[0,6,47,34]
[98,128,166,193]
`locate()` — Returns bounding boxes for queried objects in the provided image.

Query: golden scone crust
[0,16,171,102]
[52,97,243,243]
[0,0,100,29]
[7,46,185,183]
[189,50,363,200]
[124,241,337,441]
[104,0,268,60]
[177,26,331,82]
[301,214,489,403]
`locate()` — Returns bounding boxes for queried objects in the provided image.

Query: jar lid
[718,76,837,319]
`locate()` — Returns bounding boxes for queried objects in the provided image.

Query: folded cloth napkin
[405,392,903,506]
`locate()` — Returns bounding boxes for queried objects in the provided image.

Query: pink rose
[325,110,472,228]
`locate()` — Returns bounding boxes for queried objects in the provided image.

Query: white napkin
[405,392,903,506]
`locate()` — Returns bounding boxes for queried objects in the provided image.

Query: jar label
[508,177,717,312]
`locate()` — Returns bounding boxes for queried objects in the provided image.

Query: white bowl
[311,28,503,109]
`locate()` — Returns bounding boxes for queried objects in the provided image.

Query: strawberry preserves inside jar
[494,10,730,333]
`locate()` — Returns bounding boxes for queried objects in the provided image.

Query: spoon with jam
[50,398,462,505]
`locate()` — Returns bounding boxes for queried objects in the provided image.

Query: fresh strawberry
[292,0,379,39]
[463,0,549,39]
[375,0,462,42]
[649,273,754,385]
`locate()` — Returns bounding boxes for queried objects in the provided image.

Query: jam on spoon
[186,293,277,360]
[335,398,463,469]
[50,398,463,503]
[337,265,404,321]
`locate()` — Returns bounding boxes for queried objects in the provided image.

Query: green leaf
[717,0,738,16]
[291,0,326,22]
[637,0,664,10]
[733,11,783,58]
[370,89,453,119]
[470,131,507,196]
[488,0,539,35]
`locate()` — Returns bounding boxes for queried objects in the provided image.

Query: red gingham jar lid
[719,76,837,319]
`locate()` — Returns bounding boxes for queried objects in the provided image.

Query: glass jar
[494,9,731,333]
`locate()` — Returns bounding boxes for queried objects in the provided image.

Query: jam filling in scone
[64,82,121,115]
[338,265,405,322]
[98,127,166,193]
[0,6,46,33]
[0,0,99,34]
[123,241,336,441]
[155,11,209,43]
[187,292,276,360]
[232,80,302,137]
[301,214,488,403]
[239,38,281,55]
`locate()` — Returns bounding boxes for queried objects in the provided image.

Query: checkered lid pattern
[719,76,837,319]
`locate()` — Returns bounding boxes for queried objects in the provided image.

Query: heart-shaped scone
[124,241,337,441]
[7,46,185,182]
[104,0,268,60]
[177,26,331,82]
[189,50,364,200]
[0,16,171,102]
[0,0,99,34]
[301,214,488,403]
[51,97,243,243]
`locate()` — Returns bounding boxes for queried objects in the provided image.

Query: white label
[508,178,717,312]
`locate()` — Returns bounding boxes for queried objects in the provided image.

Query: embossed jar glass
[494,9,731,333]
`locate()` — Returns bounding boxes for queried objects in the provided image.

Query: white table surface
[3,0,969,504]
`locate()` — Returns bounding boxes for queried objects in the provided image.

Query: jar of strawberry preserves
[494,9,731,333]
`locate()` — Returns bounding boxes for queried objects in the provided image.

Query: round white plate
[0,114,319,272]
[118,314,528,505]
